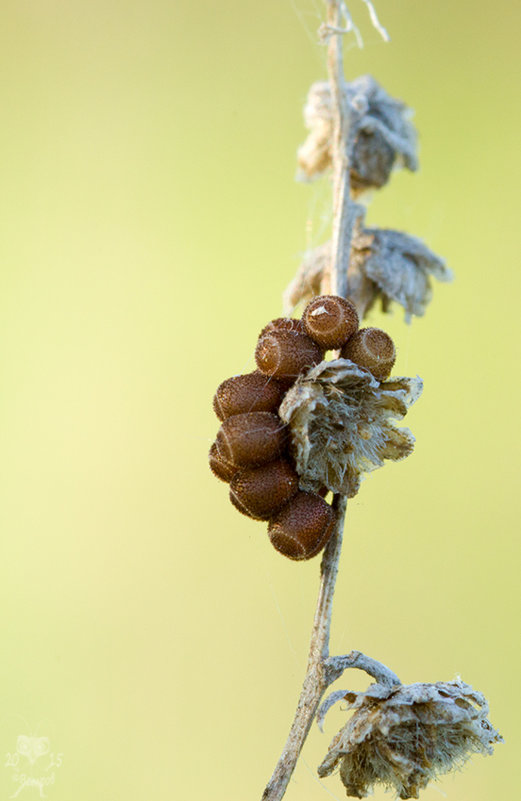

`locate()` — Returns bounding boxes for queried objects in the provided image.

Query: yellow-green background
[0,1,517,799]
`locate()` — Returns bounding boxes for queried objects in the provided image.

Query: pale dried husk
[278,359,422,498]
[283,228,451,320]
[354,228,453,321]
[317,679,503,799]
[297,75,418,189]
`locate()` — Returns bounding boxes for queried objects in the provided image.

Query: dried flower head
[317,679,503,799]
[279,359,422,498]
[353,227,453,321]
[283,225,451,319]
[297,75,418,190]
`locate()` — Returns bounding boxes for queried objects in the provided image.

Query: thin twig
[261,497,346,801]
[261,2,358,798]
[327,1,352,300]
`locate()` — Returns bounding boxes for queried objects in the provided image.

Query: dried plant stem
[261,4,360,799]
[261,497,347,801]
[327,2,353,299]
[323,3,367,313]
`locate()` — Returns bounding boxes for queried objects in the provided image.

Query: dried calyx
[284,225,451,320]
[317,679,503,799]
[279,358,421,498]
[297,75,417,190]
[285,77,451,321]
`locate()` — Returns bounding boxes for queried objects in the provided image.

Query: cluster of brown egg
[209,295,396,560]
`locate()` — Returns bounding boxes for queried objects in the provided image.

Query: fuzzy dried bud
[229,459,299,521]
[279,359,422,498]
[284,224,451,320]
[255,331,323,379]
[297,76,417,191]
[352,227,453,321]
[268,491,335,560]
[303,295,359,350]
[215,411,287,468]
[213,372,285,421]
[317,679,503,799]
[341,327,396,381]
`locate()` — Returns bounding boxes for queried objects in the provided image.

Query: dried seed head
[215,411,287,468]
[268,491,335,560]
[259,317,307,338]
[297,77,418,190]
[351,227,453,321]
[341,327,395,381]
[303,295,359,349]
[229,459,299,520]
[213,372,285,421]
[208,441,238,483]
[350,127,395,192]
[279,360,422,498]
[255,331,323,378]
[318,679,503,799]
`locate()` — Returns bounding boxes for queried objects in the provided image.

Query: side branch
[325,651,402,686]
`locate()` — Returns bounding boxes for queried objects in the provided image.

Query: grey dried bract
[283,227,451,319]
[297,75,418,191]
[278,359,422,498]
[317,679,503,799]
[354,227,453,321]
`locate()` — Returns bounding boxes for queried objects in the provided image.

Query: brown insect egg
[229,459,299,520]
[341,327,396,381]
[215,411,287,468]
[268,492,336,561]
[255,331,323,378]
[302,295,359,349]
[208,441,238,483]
[274,375,297,393]
[213,371,285,421]
[259,317,307,337]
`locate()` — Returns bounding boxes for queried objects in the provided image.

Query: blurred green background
[0,0,518,799]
